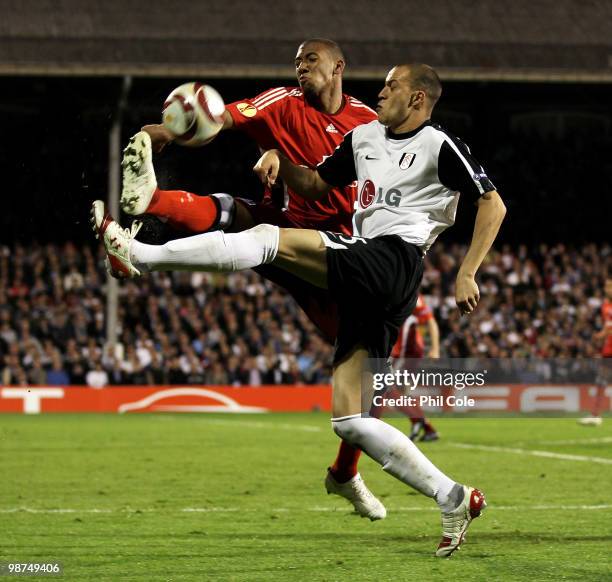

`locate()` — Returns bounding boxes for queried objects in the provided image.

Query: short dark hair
[400,63,442,108]
[301,38,345,63]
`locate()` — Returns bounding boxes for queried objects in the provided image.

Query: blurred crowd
[422,242,611,359]
[0,240,609,387]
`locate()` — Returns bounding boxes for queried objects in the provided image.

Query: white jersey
[317,120,495,251]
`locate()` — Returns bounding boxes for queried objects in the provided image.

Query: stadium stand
[1,240,609,387]
[2,1,611,77]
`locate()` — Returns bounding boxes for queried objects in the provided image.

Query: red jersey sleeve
[226,87,291,150]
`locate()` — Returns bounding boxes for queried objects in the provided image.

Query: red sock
[146,188,219,233]
[330,440,361,483]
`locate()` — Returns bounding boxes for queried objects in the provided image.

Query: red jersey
[391,295,434,359]
[602,300,612,357]
[226,87,376,234]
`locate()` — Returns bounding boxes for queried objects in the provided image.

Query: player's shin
[147,191,235,233]
[130,224,279,272]
[331,414,461,510]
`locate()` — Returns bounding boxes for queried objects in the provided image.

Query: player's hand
[455,272,480,315]
[253,149,281,187]
[141,124,175,153]
[427,348,440,358]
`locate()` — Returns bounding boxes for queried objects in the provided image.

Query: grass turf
[1,413,611,581]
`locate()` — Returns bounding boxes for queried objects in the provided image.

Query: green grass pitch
[1,413,611,581]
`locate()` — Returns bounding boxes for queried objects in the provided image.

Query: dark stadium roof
[2,0,612,80]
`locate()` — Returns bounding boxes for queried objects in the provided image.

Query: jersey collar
[301,89,347,116]
[386,120,431,140]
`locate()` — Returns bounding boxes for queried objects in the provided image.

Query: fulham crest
[399,152,416,170]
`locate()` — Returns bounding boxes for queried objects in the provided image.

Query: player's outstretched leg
[120,131,234,232]
[90,201,142,278]
[90,200,278,277]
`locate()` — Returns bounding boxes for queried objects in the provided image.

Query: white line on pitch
[2,504,611,515]
[199,418,324,432]
[533,436,612,446]
[451,442,612,464]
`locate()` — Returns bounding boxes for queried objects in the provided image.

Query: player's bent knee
[230,224,280,268]
[161,225,279,272]
[332,415,365,444]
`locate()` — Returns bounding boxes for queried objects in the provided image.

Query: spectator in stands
[0,241,609,385]
[47,351,70,385]
[86,360,109,389]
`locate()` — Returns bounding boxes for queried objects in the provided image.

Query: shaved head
[396,63,442,109]
[301,38,345,63]
[376,63,442,131]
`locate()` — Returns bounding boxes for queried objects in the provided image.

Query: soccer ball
[162,82,226,147]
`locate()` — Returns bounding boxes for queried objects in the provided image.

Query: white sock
[130,224,279,272]
[332,414,458,510]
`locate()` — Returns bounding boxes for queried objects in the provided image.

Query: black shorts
[322,232,424,364]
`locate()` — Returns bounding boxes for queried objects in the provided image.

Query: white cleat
[90,200,142,278]
[435,485,486,558]
[325,470,387,521]
[120,131,158,215]
[577,416,603,426]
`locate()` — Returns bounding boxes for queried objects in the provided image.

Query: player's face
[376,67,424,129]
[294,43,337,97]
[606,279,612,299]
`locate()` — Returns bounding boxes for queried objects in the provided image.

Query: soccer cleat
[90,200,142,278]
[435,486,486,558]
[409,420,425,441]
[325,470,387,521]
[420,430,440,442]
[120,131,158,215]
[577,416,603,426]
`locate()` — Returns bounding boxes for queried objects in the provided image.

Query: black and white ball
[162,82,225,147]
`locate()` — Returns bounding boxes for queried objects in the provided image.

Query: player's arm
[253,131,358,201]
[438,139,506,315]
[424,317,440,358]
[456,190,506,314]
[253,149,331,200]
[142,111,233,153]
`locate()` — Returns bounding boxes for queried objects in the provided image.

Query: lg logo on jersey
[359,179,401,209]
